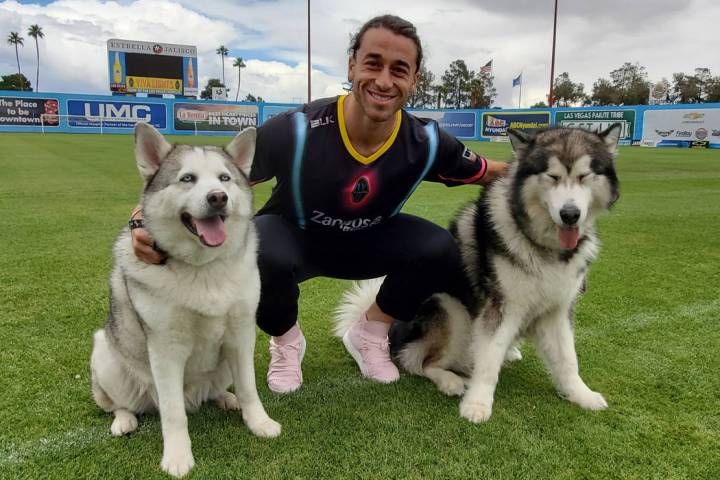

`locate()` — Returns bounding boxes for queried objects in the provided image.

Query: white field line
[0,423,155,468]
[577,299,720,338]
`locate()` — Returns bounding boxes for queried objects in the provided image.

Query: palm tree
[7,32,24,91]
[233,57,246,101]
[216,45,229,86]
[27,25,44,92]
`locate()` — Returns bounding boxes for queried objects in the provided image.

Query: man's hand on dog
[130,206,168,264]
[479,159,510,185]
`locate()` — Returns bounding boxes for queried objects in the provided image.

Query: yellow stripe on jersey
[337,94,402,165]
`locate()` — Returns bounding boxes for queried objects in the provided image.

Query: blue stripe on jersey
[291,112,308,228]
[390,121,439,216]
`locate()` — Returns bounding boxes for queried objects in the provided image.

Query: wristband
[129,219,145,230]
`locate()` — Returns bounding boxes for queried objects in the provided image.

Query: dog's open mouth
[181,213,227,247]
[558,225,580,250]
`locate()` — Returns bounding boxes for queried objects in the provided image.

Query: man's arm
[430,125,509,186]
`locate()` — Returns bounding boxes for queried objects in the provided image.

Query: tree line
[535,63,720,108]
[200,46,263,102]
[406,59,497,109]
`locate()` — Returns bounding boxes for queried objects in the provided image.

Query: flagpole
[518,71,522,109]
[307,0,311,103]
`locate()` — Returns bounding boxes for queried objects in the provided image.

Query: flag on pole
[479,60,493,75]
[512,73,522,87]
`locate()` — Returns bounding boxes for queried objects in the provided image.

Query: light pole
[548,0,558,108]
[307,0,311,103]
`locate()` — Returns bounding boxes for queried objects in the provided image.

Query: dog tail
[333,277,385,338]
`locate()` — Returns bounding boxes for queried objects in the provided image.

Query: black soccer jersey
[250,95,487,233]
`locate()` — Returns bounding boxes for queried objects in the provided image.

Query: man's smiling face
[347,27,419,123]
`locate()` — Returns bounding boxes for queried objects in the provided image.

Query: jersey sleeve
[249,112,292,184]
[425,124,488,186]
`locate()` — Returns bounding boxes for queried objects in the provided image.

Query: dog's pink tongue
[559,226,580,250]
[194,216,226,247]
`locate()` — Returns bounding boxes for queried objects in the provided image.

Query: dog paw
[215,391,240,411]
[435,373,465,397]
[567,389,608,411]
[504,345,523,362]
[161,451,195,478]
[573,391,608,410]
[110,410,138,436]
[459,396,493,423]
[246,417,281,438]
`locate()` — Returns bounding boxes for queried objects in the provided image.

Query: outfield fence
[2,90,719,148]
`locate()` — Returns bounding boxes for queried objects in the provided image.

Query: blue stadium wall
[1,91,719,148]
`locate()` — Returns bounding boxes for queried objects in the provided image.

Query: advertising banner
[480,111,550,138]
[262,105,296,123]
[641,108,720,146]
[183,57,198,97]
[174,103,259,131]
[0,96,59,127]
[408,110,476,138]
[554,109,635,142]
[126,76,183,95]
[108,51,127,93]
[107,39,197,97]
[66,99,166,129]
[649,82,670,105]
[211,87,228,101]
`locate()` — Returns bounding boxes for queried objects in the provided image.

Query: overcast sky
[1,0,719,107]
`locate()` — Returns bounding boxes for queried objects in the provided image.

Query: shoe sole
[268,336,306,394]
[342,330,370,378]
[342,331,398,383]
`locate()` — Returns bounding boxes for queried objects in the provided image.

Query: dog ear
[225,127,256,177]
[506,128,530,156]
[599,122,622,155]
[134,122,172,182]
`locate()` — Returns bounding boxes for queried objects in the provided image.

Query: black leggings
[254,213,463,337]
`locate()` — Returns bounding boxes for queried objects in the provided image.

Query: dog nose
[207,191,228,209]
[560,204,581,226]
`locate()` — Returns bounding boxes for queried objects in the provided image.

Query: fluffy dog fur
[90,124,280,477]
[336,124,621,423]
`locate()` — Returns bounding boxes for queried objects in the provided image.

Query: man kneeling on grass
[131,14,507,393]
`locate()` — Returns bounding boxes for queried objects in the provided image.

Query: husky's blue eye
[578,173,589,181]
[180,174,195,183]
[547,174,560,182]
[219,173,231,182]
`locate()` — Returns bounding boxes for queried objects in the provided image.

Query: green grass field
[1,133,719,479]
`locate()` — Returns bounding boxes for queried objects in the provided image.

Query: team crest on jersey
[352,177,370,203]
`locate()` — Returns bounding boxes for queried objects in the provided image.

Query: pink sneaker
[267,329,306,394]
[342,316,400,383]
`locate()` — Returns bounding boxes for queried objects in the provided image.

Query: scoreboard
[107,39,198,98]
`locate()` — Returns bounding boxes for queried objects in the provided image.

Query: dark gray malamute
[336,125,621,423]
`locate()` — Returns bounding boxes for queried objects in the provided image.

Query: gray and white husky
[90,123,280,478]
[335,125,621,423]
